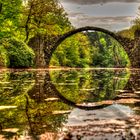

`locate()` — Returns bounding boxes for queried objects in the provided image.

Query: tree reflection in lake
[0,70,71,140]
[50,69,130,103]
[0,68,139,139]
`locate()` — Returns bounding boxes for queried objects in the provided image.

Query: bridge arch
[49,26,128,66]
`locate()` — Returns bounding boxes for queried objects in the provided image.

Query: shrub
[0,45,10,67]
[0,38,35,68]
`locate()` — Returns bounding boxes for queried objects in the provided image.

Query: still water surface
[0,68,139,140]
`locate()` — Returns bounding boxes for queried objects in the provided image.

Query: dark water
[0,68,140,140]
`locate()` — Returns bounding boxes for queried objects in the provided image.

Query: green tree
[0,0,22,39]
[50,33,91,67]
[86,32,130,67]
[20,0,72,67]
[0,38,35,67]
[21,0,71,42]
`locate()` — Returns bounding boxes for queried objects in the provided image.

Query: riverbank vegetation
[1,0,139,68]
[0,0,71,68]
[0,38,35,67]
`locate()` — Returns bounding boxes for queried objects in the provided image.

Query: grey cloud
[67,12,85,18]
[60,0,140,5]
[68,14,133,30]
[81,16,132,23]
[68,13,132,22]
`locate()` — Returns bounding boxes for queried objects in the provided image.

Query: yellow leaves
[0,106,17,110]
[52,110,71,115]
[2,128,18,133]
[100,38,106,46]
[1,20,14,32]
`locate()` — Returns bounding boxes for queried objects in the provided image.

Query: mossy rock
[0,38,35,68]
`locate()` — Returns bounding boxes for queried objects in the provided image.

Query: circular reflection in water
[50,68,130,106]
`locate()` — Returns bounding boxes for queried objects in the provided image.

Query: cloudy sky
[59,0,140,31]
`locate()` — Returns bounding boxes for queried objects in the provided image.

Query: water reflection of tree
[0,69,140,139]
[0,71,35,139]
[50,69,130,103]
[0,71,71,139]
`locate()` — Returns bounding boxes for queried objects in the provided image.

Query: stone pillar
[28,35,46,68]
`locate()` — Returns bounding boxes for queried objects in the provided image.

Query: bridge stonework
[29,26,140,68]
[117,35,140,67]
[48,26,140,68]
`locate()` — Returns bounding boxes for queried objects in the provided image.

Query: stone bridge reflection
[27,69,140,139]
[0,69,139,139]
[28,69,140,112]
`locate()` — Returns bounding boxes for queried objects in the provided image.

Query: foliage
[0,0,73,68]
[50,33,91,67]
[87,32,130,67]
[0,0,22,39]
[117,6,140,39]
[50,69,130,103]
[20,0,72,42]
[132,7,140,31]
[50,32,130,68]
[0,70,71,138]
[0,0,131,68]
[117,28,134,39]
[0,38,35,68]
[0,0,71,41]
[0,45,9,67]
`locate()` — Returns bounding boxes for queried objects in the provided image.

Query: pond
[0,68,139,140]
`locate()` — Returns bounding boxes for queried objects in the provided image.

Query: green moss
[0,38,35,68]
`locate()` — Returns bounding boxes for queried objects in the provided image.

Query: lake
[0,68,139,140]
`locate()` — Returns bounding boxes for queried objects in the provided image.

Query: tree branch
[0,3,2,14]
[25,1,34,42]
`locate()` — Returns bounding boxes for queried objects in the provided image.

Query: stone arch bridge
[29,26,140,67]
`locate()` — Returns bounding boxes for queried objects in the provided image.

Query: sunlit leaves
[0,0,22,38]
[50,33,91,67]
[21,0,71,41]
[50,32,130,68]
[0,38,35,67]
